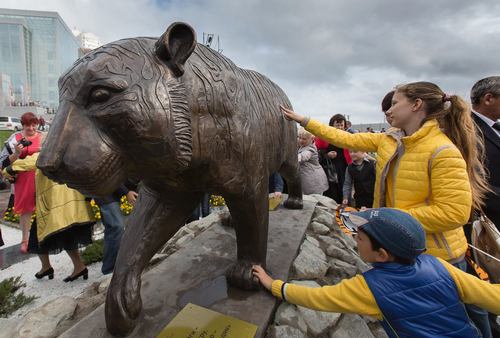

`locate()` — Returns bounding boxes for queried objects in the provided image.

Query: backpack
[469,213,500,283]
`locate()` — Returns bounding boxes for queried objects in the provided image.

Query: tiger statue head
[37,22,196,196]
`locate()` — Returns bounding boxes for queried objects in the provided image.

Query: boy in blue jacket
[253,208,500,338]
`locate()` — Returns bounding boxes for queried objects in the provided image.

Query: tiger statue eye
[90,88,111,103]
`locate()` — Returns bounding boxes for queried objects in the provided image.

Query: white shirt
[473,111,500,138]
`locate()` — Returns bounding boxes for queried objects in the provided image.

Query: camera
[19,138,32,147]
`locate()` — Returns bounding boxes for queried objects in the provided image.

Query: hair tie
[442,94,452,102]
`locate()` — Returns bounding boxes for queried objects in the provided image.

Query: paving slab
[0,242,34,270]
[61,199,317,338]
[0,189,12,212]
[0,189,32,270]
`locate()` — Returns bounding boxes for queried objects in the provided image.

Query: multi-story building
[76,31,101,51]
[0,8,81,109]
[0,17,31,105]
[0,73,13,108]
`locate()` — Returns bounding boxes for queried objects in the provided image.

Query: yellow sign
[268,195,282,211]
[157,303,258,338]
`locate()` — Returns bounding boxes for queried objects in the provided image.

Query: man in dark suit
[471,76,500,230]
[471,76,500,338]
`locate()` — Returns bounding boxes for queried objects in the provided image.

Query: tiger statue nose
[37,150,63,179]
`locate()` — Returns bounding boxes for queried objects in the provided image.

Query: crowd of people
[256,77,500,338]
[0,74,499,337]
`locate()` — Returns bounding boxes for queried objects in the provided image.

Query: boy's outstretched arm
[252,265,381,319]
[438,258,500,314]
[252,265,274,291]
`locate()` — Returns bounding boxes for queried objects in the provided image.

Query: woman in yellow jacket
[281,81,492,336]
[4,153,96,282]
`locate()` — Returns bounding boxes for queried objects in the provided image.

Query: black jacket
[473,113,500,229]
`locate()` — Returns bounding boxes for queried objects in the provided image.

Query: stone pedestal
[61,200,317,338]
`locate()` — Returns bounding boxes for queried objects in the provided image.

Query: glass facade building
[0,18,31,104]
[0,8,80,108]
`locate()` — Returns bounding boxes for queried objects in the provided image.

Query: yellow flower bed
[2,208,36,224]
[3,207,20,223]
[209,195,226,206]
[89,199,101,220]
[88,194,225,220]
[90,196,134,220]
[120,195,133,215]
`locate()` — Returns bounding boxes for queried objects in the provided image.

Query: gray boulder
[160,211,224,255]
[328,258,359,279]
[326,244,358,265]
[332,231,357,249]
[311,221,331,235]
[18,296,77,338]
[0,318,20,338]
[285,280,341,336]
[292,236,329,279]
[329,314,375,338]
[274,303,307,333]
[309,194,338,210]
[312,208,336,228]
[268,325,306,338]
[369,323,389,338]
[297,305,341,336]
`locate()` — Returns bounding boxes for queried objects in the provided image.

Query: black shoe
[63,268,88,282]
[35,267,54,280]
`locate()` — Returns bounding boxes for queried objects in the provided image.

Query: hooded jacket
[298,143,329,195]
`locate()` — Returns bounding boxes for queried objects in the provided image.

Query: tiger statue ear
[155,22,196,77]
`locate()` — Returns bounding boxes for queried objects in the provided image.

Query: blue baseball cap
[347,208,426,260]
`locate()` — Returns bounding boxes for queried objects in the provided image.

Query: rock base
[5,194,388,338]
[60,199,317,338]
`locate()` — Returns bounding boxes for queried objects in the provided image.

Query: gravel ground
[0,224,107,319]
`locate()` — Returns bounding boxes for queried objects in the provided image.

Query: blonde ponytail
[441,95,490,210]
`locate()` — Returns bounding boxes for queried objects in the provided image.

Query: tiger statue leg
[105,186,202,336]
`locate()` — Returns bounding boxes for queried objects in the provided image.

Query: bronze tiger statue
[37,22,303,336]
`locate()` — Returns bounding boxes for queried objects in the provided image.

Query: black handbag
[322,157,338,184]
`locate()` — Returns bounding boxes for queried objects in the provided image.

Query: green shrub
[0,130,13,146]
[82,239,104,265]
[0,276,37,317]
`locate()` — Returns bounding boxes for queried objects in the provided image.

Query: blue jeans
[453,259,492,338]
[100,201,125,275]
[187,193,210,222]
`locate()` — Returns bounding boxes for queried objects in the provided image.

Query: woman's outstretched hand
[280,105,305,124]
[252,265,274,291]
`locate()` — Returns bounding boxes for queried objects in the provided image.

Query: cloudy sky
[3,0,500,124]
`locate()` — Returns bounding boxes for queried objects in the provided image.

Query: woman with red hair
[8,112,42,253]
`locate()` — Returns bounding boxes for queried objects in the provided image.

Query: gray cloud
[3,0,500,123]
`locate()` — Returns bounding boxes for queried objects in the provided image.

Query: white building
[76,32,102,50]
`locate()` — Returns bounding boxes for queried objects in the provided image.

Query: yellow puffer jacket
[305,118,471,261]
[4,153,95,243]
